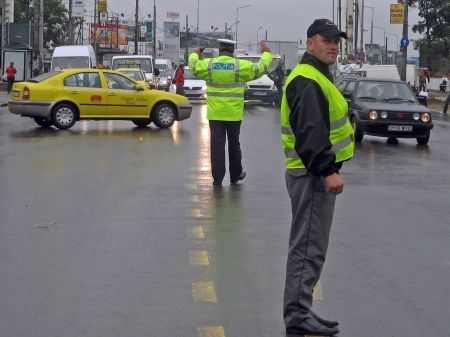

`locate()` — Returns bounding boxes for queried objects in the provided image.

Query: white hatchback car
[183,69,207,103]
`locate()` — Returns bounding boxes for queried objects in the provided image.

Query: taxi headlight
[413,113,420,120]
[369,110,378,120]
[421,112,431,122]
[380,111,388,119]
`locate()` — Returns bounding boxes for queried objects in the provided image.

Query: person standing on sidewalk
[6,62,17,94]
[189,39,272,186]
[443,91,450,114]
[280,19,354,336]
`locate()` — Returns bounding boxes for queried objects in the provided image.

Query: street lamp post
[235,4,253,43]
[373,25,386,64]
[256,26,262,48]
[363,5,374,63]
[196,0,199,33]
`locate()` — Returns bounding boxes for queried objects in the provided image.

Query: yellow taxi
[8,69,192,129]
[116,67,148,87]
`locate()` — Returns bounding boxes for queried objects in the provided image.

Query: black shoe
[286,317,340,336]
[310,310,339,328]
[213,181,222,186]
[230,171,246,184]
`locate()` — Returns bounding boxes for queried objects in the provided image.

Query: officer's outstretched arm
[188,52,210,80]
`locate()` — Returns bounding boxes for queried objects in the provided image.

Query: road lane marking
[198,326,225,337]
[189,251,210,265]
[192,282,217,302]
[187,226,205,239]
[313,280,323,301]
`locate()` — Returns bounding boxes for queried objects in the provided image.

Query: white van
[236,53,281,104]
[358,65,401,81]
[51,45,97,70]
[111,55,155,83]
[155,59,173,72]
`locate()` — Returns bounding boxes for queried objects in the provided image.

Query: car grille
[186,94,203,98]
[248,85,271,89]
[384,111,418,120]
[184,86,203,90]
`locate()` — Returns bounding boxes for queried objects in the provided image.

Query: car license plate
[387,125,413,131]
[187,90,200,95]
[12,91,20,97]
[253,91,267,96]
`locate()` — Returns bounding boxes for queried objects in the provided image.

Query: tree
[14,0,69,47]
[411,0,450,71]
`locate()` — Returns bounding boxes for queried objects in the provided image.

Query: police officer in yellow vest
[189,39,272,186]
[281,19,354,336]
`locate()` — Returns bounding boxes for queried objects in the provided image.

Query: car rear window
[29,71,62,83]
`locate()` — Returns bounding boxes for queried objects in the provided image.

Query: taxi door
[102,72,149,118]
[63,72,107,117]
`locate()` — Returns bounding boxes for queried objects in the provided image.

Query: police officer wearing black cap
[281,19,354,336]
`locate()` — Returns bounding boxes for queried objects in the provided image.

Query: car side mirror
[343,92,353,99]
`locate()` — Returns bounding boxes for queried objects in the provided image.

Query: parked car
[8,69,192,130]
[337,77,433,145]
[183,68,207,102]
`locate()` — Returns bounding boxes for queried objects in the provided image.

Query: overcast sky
[94,0,422,51]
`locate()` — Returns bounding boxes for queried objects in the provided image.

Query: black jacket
[285,52,342,177]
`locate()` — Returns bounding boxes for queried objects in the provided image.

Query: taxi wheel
[132,119,151,128]
[152,103,175,128]
[52,103,77,129]
[33,117,54,128]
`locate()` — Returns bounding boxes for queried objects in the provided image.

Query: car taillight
[22,87,30,100]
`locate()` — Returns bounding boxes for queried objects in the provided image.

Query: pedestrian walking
[280,19,354,336]
[6,62,17,94]
[268,58,285,107]
[173,63,185,95]
[189,39,272,186]
[443,92,450,114]
[417,69,429,107]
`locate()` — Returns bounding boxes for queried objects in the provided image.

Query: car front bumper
[358,119,434,138]
[177,104,192,121]
[8,100,53,118]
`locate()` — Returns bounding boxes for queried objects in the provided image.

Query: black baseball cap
[307,19,348,39]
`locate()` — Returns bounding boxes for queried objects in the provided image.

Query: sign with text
[72,0,84,18]
[167,12,180,19]
[163,21,180,64]
[390,3,404,24]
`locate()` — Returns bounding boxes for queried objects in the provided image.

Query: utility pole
[134,0,138,54]
[360,0,364,52]
[400,0,408,81]
[38,0,43,73]
[354,0,359,55]
[185,15,189,63]
[152,0,156,58]
[68,0,74,44]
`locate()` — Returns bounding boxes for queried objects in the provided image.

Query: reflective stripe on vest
[280,63,354,170]
[207,92,244,98]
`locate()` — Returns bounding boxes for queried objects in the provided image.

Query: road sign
[400,37,409,48]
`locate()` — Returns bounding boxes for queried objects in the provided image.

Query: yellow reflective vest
[280,63,354,172]
[189,52,273,121]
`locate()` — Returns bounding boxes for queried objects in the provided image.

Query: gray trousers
[283,171,336,326]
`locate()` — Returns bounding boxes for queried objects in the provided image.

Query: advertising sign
[98,0,107,13]
[146,21,153,41]
[390,4,404,24]
[163,21,180,64]
[72,0,84,18]
[167,12,180,19]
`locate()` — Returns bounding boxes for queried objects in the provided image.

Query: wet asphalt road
[1,103,450,337]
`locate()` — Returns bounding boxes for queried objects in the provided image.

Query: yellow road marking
[198,326,225,337]
[192,282,217,302]
[187,226,205,239]
[313,280,323,301]
[189,251,210,265]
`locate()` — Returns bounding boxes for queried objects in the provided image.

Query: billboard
[390,4,404,24]
[163,22,180,64]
